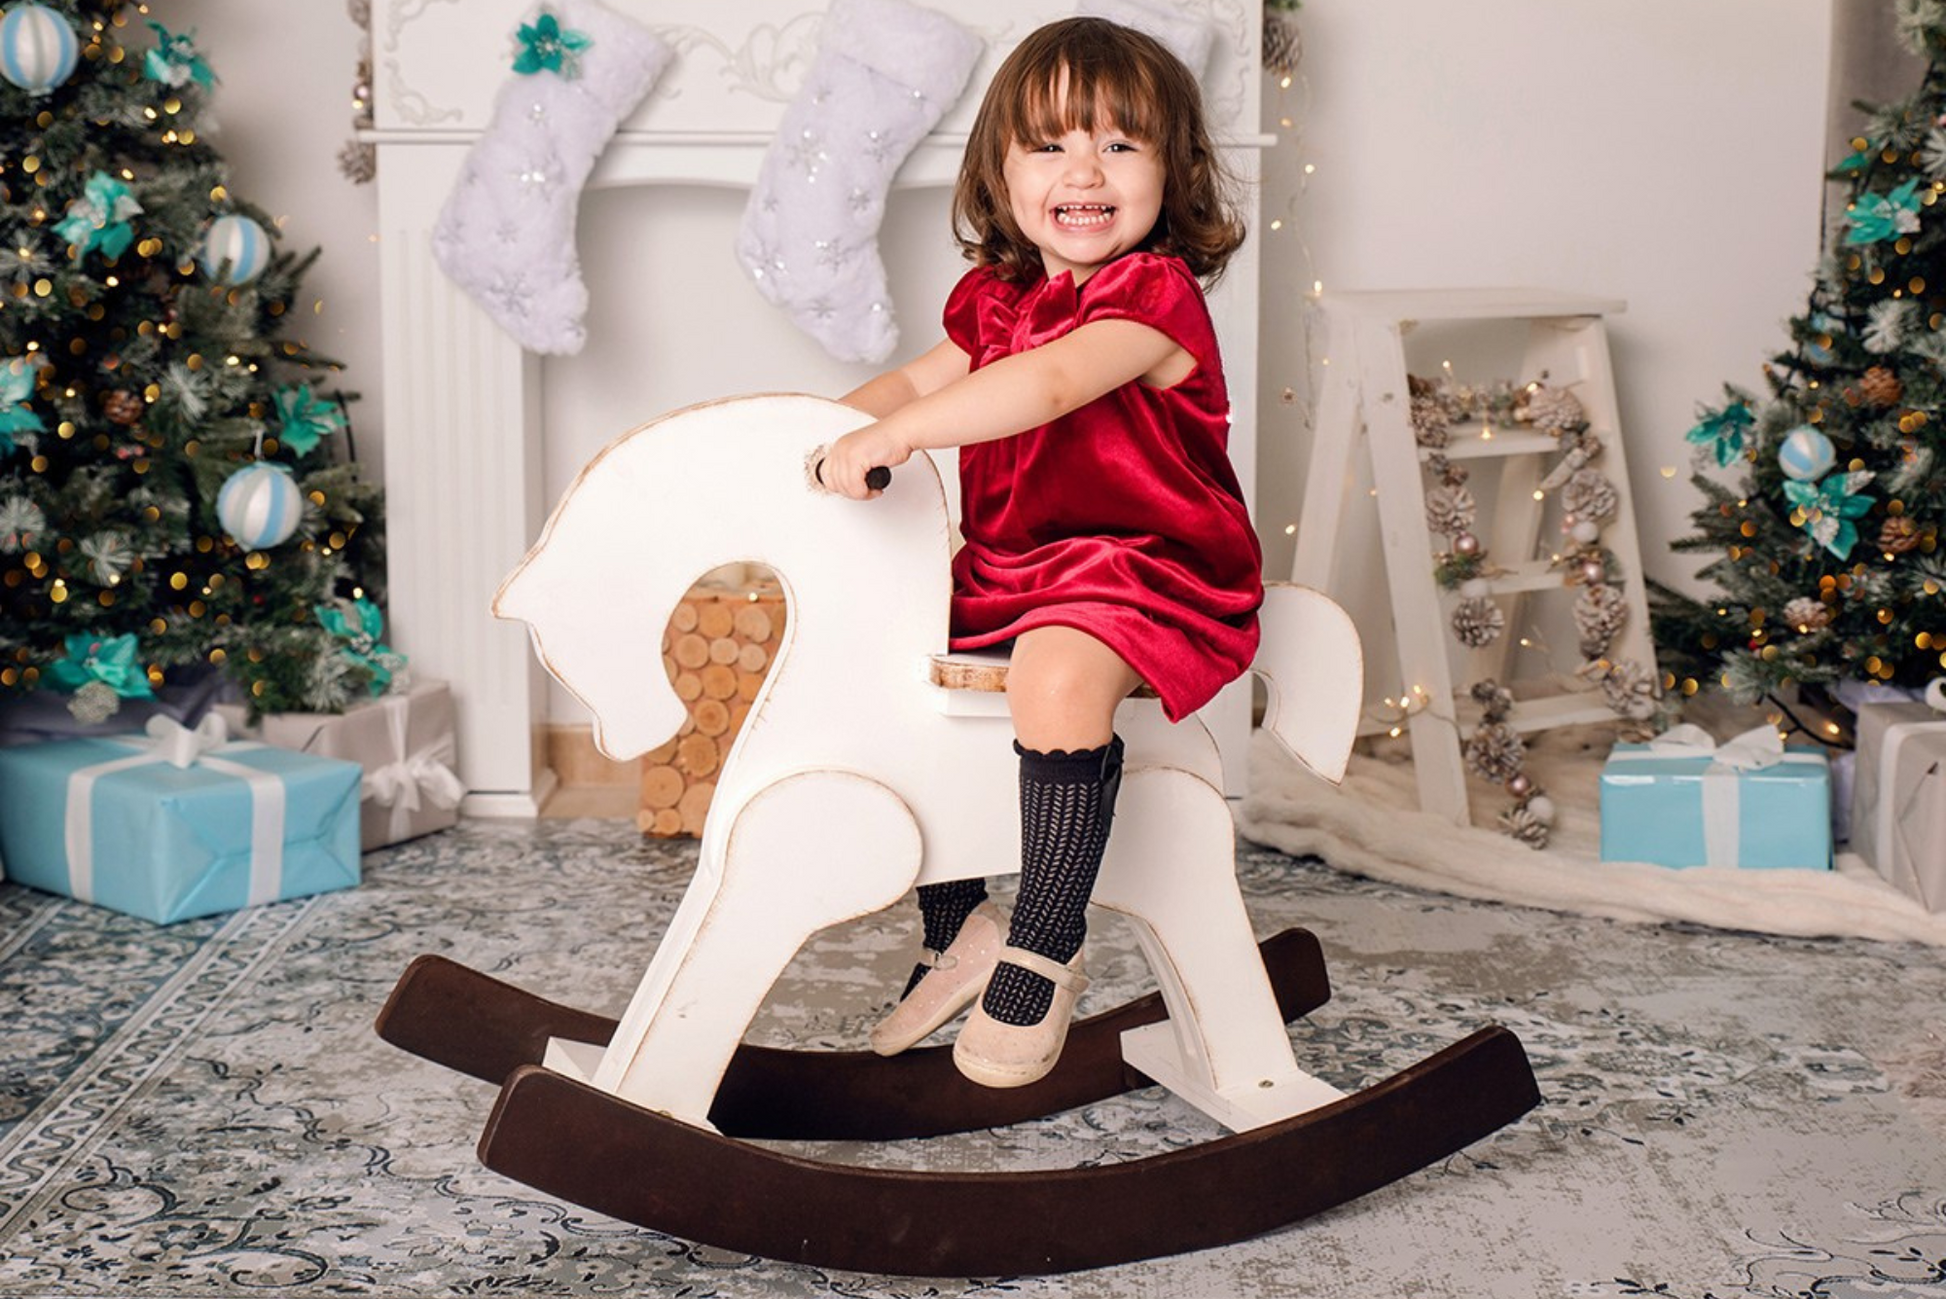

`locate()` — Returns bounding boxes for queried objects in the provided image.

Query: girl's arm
[838,338,972,418]
[820,320,1189,498]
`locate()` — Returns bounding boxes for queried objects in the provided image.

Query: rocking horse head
[493,394,954,761]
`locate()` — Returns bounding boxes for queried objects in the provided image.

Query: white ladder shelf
[1289,288,1657,825]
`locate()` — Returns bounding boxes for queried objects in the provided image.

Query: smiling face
[1002,113,1164,286]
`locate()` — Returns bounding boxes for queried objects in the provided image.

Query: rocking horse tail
[1251,582,1362,786]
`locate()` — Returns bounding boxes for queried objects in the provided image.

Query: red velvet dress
[944,252,1264,722]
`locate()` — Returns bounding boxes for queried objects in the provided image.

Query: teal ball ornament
[1777,426,1835,481]
[0,3,78,95]
[200,214,270,286]
[217,462,303,549]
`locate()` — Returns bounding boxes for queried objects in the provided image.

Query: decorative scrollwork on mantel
[650,14,824,103]
[379,0,466,126]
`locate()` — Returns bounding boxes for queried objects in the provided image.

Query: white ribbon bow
[364,753,464,814]
[144,712,230,768]
[1645,722,1785,771]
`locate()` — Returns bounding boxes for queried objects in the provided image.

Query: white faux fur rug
[1237,720,1946,948]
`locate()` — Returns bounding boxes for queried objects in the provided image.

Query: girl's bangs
[1013,56,1162,144]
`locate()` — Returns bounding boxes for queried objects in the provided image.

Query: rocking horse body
[377,394,1541,1275]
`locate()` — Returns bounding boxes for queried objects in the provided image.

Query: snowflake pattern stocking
[735,0,982,365]
[431,1,673,355]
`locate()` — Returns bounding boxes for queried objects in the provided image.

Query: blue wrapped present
[0,715,362,923]
[1599,723,1831,870]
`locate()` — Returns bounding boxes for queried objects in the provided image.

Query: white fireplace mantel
[368,0,1265,814]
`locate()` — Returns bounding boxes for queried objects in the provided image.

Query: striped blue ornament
[217,462,303,549]
[200,213,270,285]
[1777,426,1836,482]
[0,3,79,95]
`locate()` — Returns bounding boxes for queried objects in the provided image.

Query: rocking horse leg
[1090,766,1347,1130]
[564,770,921,1128]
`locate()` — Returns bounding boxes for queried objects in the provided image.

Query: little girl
[820,15,1262,1089]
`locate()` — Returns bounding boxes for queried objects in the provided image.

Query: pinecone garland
[1574,582,1628,657]
[1451,596,1505,648]
[1424,482,1477,535]
[1879,514,1923,554]
[1860,365,1903,407]
[1783,595,1833,631]
[1464,720,1525,783]
[101,389,143,426]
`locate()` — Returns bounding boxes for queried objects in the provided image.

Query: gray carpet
[2,817,1943,1298]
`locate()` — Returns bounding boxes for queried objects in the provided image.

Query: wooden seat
[929,649,1160,698]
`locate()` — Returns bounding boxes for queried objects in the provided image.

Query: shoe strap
[997,945,1088,993]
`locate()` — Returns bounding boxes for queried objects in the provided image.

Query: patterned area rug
[2,818,1944,1298]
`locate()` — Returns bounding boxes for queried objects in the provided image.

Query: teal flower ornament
[1684,401,1753,468]
[0,358,45,455]
[315,596,406,696]
[512,11,591,78]
[54,172,143,260]
[1845,177,1924,246]
[44,632,155,699]
[1783,469,1876,560]
[142,22,215,89]
[272,383,346,456]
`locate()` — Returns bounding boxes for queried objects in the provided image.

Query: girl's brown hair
[952,17,1246,285]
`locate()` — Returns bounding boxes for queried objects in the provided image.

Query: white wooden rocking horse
[376,393,1538,1276]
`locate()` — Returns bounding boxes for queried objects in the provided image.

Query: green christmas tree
[0,1,385,726]
[1653,5,1946,706]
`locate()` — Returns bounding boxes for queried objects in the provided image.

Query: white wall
[1258,0,1834,603]
[168,0,1834,723]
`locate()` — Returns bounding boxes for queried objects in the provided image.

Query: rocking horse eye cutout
[806,444,892,493]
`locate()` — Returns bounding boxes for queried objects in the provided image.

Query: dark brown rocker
[376,930,1541,1274]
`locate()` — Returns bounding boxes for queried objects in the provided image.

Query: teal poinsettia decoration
[1845,177,1924,245]
[54,172,143,260]
[1783,469,1876,559]
[43,632,155,699]
[0,359,45,454]
[143,22,216,89]
[1684,401,1753,468]
[1834,140,1872,174]
[512,11,591,78]
[272,384,346,455]
[315,596,405,696]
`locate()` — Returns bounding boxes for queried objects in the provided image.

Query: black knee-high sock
[902,878,990,996]
[981,736,1124,1026]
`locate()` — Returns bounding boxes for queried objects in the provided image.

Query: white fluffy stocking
[736,0,982,365]
[432,0,673,355]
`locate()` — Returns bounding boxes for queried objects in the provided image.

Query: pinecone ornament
[1563,468,1620,523]
[1517,384,1586,435]
[1464,720,1525,783]
[1424,482,1477,536]
[101,389,143,426]
[1497,802,1550,850]
[1262,10,1303,77]
[1451,596,1505,648]
[1860,365,1903,407]
[1879,514,1923,554]
[1574,582,1628,658]
[1596,656,1659,721]
[1410,391,1452,449]
[338,139,377,185]
[1783,595,1833,632]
